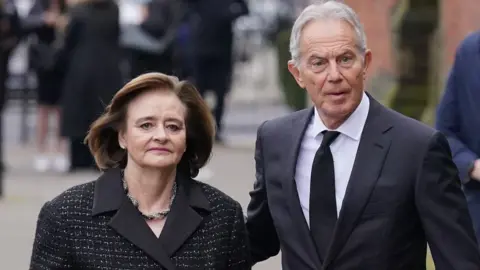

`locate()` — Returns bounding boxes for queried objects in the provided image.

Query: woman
[24,0,68,172]
[29,72,251,269]
[59,0,123,171]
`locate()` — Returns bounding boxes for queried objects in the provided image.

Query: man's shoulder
[380,104,437,144]
[259,108,311,134]
[454,30,480,59]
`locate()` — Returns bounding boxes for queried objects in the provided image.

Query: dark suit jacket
[246,95,480,270]
[30,169,250,270]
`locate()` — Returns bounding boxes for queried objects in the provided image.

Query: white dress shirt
[295,92,370,227]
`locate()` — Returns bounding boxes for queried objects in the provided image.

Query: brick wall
[344,0,398,77]
[440,0,480,76]
[343,0,479,91]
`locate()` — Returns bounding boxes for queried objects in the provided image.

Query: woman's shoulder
[191,180,243,213]
[42,180,97,218]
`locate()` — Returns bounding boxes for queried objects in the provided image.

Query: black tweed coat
[29,169,251,269]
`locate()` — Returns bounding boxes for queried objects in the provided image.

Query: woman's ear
[118,130,126,150]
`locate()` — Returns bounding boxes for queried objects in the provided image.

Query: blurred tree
[390,0,439,121]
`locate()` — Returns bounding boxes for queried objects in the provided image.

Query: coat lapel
[92,169,210,270]
[159,174,211,257]
[284,108,323,269]
[323,98,393,267]
[108,197,176,270]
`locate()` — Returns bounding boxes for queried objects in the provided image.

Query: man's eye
[312,60,326,66]
[340,56,353,63]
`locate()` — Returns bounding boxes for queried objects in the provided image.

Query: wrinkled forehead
[299,19,361,57]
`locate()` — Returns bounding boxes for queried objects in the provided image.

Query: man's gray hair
[289,0,367,66]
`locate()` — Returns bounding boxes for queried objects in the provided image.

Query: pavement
[0,98,286,269]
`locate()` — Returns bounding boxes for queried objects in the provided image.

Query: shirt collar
[312,92,370,141]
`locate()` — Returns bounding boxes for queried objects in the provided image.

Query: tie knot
[321,131,340,148]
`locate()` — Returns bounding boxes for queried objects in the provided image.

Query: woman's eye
[166,124,180,132]
[140,123,153,130]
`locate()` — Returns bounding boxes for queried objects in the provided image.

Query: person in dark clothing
[0,0,21,171]
[188,0,248,142]
[23,0,68,172]
[59,0,123,171]
[127,0,185,78]
[436,30,480,243]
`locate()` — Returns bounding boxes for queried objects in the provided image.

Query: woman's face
[119,90,187,170]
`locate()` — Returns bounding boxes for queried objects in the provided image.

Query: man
[245,1,480,269]
[436,30,480,242]
[187,0,248,142]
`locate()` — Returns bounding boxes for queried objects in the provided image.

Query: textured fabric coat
[29,169,251,269]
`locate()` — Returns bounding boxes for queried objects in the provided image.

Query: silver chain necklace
[121,171,177,221]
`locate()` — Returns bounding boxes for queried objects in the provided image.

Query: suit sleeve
[29,201,72,269]
[435,44,478,185]
[245,121,280,265]
[415,132,480,270]
[227,203,252,270]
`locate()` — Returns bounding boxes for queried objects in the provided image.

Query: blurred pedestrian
[59,0,123,171]
[436,30,480,243]
[24,0,68,172]
[0,0,21,173]
[125,0,185,79]
[188,0,249,142]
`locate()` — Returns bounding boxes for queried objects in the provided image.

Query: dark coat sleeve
[245,121,281,265]
[435,41,478,185]
[227,203,252,269]
[415,132,480,269]
[29,200,72,269]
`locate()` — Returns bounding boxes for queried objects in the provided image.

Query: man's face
[288,19,372,123]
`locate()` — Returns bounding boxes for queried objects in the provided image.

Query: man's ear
[363,49,372,75]
[287,60,305,88]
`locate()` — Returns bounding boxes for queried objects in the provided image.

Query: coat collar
[92,168,211,216]
[91,168,211,270]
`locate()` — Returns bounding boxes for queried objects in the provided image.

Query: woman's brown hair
[84,72,216,178]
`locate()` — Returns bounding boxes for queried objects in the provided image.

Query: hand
[470,159,480,181]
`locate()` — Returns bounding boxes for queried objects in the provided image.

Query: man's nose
[327,63,342,83]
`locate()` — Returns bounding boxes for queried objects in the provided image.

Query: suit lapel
[323,98,393,267]
[284,108,323,269]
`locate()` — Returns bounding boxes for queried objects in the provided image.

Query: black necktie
[309,130,340,261]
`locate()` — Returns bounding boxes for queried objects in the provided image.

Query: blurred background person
[59,0,122,172]
[121,0,185,80]
[23,0,68,172]
[130,0,184,77]
[0,0,21,172]
[187,0,249,142]
[435,30,480,243]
